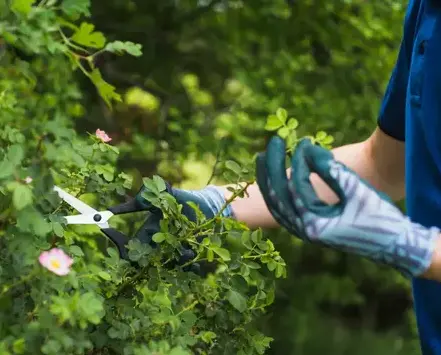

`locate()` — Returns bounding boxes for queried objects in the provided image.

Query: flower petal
[38,248,73,276]
[95,128,112,143]
[38,251,50,267]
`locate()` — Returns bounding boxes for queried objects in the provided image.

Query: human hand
[256,136,439,277]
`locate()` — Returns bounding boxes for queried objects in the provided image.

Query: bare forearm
[216,130,441,282]
[222,143,371,229]
[223,128,405,229]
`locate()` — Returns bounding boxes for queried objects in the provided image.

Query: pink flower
[38,248,73,276]
[95,129,112,143]
[24,176,33,184]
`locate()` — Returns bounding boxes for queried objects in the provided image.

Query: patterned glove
[135,182,234,221]
[256,136,439,278]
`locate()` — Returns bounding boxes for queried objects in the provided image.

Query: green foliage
[0,0,419,354]
[0,1,290,354]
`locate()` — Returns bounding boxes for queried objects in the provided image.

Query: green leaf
[142,177,160,195]
[181,73,199,89]
[241,231,251,243]
[13,185,33,210]
[71,22,106,49]
[0,159,14,179]
[152,232,166,243]
[264,114,284,131]
[89,69,121,107]
[286,130,298,148]
[152,175,167,192]
[52,222,64,237]
[276,108,288,123]
[225,160,241,175]
[251,230,262,244]
[95,164,115,182]
[316,131,327,141]
[226,289,247,312]
[200,331,217,344]
[322,135,334,145]
[267,260,277,272]
[7,145,24,164]
[275,264,285,278]
[61,0,90,18]
[127,239,153,262]
[105,41,143,57]
[16,209,51,237]
[252,333,273,354]
[169,346,191,355]
[151,310,172,324]
[69,245,84,257]
[207,249,214,262]
[287,118,299,130]
[153,291,172,308]
[12,338,25,354]
[211,247,231,261]
[78,292,104,325]
[11,0,36,15]
[41,340,61,354]
[277,126,290,139]
[258,241,269,251]
[98,271,111,280]
[244,261,261,269]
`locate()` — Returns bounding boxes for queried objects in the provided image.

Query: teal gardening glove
[256,137,440,278]
[133,181,234,272]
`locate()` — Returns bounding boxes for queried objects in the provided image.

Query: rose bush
[0,1,291,354]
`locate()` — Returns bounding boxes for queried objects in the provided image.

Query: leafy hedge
[0,1,290,354]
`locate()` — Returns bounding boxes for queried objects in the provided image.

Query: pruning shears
[53,185,162,260]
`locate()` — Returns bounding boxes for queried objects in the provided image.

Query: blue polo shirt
[377,0,441,353]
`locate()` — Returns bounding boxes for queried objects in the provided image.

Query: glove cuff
[397,221,440,278]
[172,185,235,220]
[203,185,235,219]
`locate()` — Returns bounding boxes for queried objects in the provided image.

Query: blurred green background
[75,0,418,353]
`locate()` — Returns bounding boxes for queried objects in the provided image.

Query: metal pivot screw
[93,214,102,222]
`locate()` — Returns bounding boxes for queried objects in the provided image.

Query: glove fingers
[134,212,162,246]
[291,139,345,217]
[256,152,289,229]
[256,138,303,236]
[265,136,302,223]
[179,248,196,264]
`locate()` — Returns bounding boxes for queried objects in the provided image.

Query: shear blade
[53,185,98,215]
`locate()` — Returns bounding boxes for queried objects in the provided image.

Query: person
[135,1,441,353]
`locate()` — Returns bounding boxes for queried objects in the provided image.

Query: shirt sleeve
[377,0,420,142]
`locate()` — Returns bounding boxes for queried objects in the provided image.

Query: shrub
[0,1,287,354]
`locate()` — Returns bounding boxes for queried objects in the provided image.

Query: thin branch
[206,138,226,185]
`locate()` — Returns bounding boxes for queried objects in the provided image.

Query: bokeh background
[75,1,416,353]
